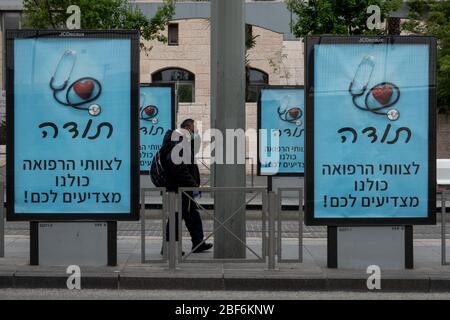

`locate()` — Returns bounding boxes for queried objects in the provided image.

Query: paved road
[0,289,449,300]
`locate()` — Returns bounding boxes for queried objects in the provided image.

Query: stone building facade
[140,17,304,162]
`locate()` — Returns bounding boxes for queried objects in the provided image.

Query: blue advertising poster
[258,87,305,176]
[305,36,436,226]
[6,30,140,221]
[139,84,175,173]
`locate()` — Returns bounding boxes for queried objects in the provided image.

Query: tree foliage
[22,0,175,53]
[287,0,402,36]
[403,0,450,111]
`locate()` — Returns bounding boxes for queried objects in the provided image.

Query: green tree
[22,0,175,53]
[403,0,450,112]
[287,0,402,36]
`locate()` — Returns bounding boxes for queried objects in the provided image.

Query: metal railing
[441,191,449,266]
[141,187,306,270]
[140,187,168,264]
[277,188,304,263]
[176,187,269,267]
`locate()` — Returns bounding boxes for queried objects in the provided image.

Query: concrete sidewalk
[1,235,450,292]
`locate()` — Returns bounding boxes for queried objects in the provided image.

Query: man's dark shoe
[192,243,213,253]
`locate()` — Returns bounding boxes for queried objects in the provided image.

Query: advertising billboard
[6,30,140,221]
[258,86,305,176]
[139,84,175,174]
[305,36,436,226]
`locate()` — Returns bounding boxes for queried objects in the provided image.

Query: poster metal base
[327,226,413,270]
[30,221,117,267]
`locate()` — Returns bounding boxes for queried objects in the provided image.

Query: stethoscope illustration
[50,50,103,117]
[349,55,401,121]
[140,92,159,124]
[277,94,303,126]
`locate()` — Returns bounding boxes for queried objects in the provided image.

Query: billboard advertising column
[6,30,140,221]
[305,36,436,226]
[258,86,305,176]
[139,84,175,174]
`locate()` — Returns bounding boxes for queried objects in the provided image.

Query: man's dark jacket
[160,130,200,192]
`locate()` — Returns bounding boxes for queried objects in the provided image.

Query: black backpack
[150,149,170,188]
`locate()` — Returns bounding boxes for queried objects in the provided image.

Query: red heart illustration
[73,80,95,100]
[288,108,300,119]
[372,84,393,106]
[144,106,156,117]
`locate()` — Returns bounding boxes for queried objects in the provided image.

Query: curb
[1,273,450,292]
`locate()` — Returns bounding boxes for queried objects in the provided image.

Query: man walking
[161,119,213,254]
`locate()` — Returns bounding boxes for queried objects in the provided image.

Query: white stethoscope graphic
[277,94,303,126]
[349,55,401,121]
[50,50,102,117]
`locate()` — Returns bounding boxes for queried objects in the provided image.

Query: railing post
[262,190,268,259]
[140,189,146,264]
[268,192,277,270]
[168,192,177,271]
[162,191,168,262]
[442,191,447,266]
[251,162,255,188]
[277,190,282,261]
[0,175,4,258]
[299,189,304,263]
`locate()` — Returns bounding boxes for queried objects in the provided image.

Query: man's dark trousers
[165,193,204,247]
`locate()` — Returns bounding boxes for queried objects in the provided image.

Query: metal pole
[140,189,146,264]
[299,189,303,263]
[177,192,183,259]
[0,175,4,258]
[211,0,247,259]
[251,163,255,188]
[162,191,168,262]
[268,192,276,270]
[168,192,177,271]
[442,191,447,266]
[277,190,282,261]
[262,190,267,259]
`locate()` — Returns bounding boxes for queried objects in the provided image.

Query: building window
[168,23,179,46]
[152,68,195,103]
[246,68,269,103]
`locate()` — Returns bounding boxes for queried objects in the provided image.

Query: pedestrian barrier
[140,187,168,264]
[175,187,269,267]
[277,188,304,263]
[441,191,449,266]
[140,186,298,270]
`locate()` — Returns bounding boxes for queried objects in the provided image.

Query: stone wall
[141,19,212,105]
[438,114,450,159]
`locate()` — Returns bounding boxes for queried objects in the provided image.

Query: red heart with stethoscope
[288,108,300,119]
[371,84,394,106]
[144,106,157,117]
[73,80,95,100]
